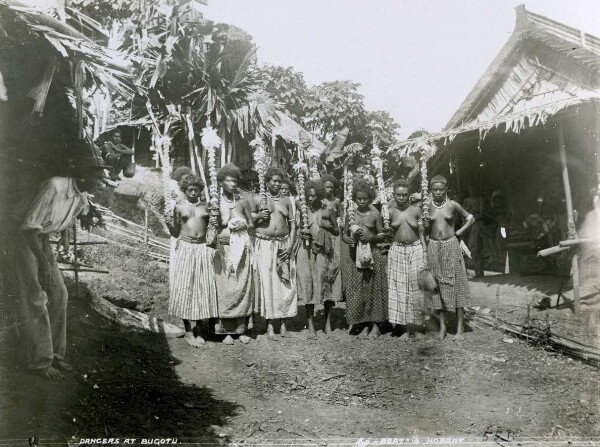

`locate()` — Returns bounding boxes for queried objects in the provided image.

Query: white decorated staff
[250,137,268,211]
[201,123,222,243]
[293,161,310,247]
[371,140,390,231]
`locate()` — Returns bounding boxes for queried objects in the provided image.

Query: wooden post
[557,120,580,316]
[72,224,79,299]
[144,208,149,253]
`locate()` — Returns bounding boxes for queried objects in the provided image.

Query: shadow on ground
[0,279,239,445]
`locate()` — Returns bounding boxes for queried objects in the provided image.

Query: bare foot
[399,332,410,342]
[37,366,63,380]
[438,329,447,341]
[368,325,381,339]
[414,332,426,340]
[453,332,465,342]
[239,335,251,344]
[184,332,204,348]
[222,335,235,345]
[306,331,317,340]
[280,322,289,338]
[357,326,370,339]
[53,359,73,372]
[266,325,279,341]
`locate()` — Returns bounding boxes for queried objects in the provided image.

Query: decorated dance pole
[250,137,268,211]
[293,161,310,247]
[419,144,431,225]
[346,170,355,230]
[371,139,390,230]
[308,147,320,180]
[201,122,222,241]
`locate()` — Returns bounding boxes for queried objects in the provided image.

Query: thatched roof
[0,0,135,100]
[271,110,326,153]
[388,5,600,157]
[444,5,600,130]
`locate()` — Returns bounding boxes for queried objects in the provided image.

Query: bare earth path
[1,273,598,446]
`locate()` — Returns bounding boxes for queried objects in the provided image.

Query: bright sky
[204,0,600,139]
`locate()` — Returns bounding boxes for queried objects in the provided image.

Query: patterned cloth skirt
[169,237,218,320]
[387,241,424,325]
[253,235,297,320]
[213,237,254,334]
[345,244,388,325]
[427,236,471,312]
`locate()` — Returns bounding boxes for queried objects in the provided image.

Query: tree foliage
[304,81,366,143]
[255,65,310,122]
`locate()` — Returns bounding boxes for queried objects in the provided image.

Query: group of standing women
[166,163,476,347]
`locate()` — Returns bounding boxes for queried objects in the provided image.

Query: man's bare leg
[280,320,289,338]
[324,301,333,335]
[266,320,278,340]
[368,323,381,339]
[436,311,447,341]
[454,307,465,341]
[306,305,316,339]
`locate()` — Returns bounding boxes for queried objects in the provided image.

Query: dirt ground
[1,232,599,447]
[1,175,599,446]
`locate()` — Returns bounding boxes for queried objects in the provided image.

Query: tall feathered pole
[250,136,268,211]
[201,122,222,244]
[371,136,390,231]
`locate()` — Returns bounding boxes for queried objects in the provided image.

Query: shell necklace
[432,197,449,209]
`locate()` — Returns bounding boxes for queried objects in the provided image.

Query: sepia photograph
[0,0,599,445]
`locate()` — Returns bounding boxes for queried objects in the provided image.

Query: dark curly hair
[320,174,338,189]
[430,174,447,187]
[172,166,192,183]
[217,163,242,183]
[265,166,286,183]
[305,179,326,200]
[393,178,411,193]
[180,174,204,192]
[280,177,297,195]
[352,178,376,202]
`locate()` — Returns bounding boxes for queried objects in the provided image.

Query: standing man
[296,179,340,338]
[428,175,475,341]
[167,175,219,347]
[102,130,135,181]
[213,164,255,345]
[251,167,297,339]
[11,142,108,379]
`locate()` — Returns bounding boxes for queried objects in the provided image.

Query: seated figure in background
[102,130,135,181]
